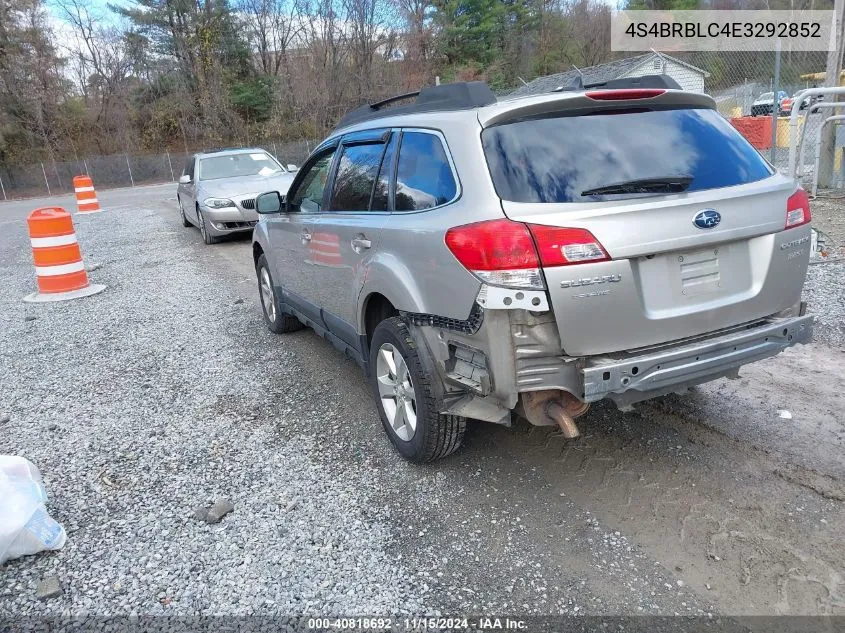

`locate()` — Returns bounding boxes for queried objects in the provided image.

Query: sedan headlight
[203,197,235,209]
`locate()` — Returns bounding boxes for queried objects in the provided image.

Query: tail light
[527,225,609,267]
[786,188,811,229]
[445,219,543,289]
[444,219,610,290]
[585,89,665,101]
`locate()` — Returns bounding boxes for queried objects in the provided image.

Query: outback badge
[693,209,721,229]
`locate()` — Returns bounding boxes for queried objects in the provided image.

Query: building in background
[509,52,709,98]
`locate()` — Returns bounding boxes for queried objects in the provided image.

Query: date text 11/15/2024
[307,617,527,630]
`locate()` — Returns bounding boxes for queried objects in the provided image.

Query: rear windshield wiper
[581,176,693,197]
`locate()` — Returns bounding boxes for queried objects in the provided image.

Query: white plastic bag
[0,456,66,564]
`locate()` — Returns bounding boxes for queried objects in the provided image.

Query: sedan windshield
[199,152,283,180]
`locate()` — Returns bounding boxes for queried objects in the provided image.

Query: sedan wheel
[375,342,417,442]
[178,197,191,227]
[197,207,216,244]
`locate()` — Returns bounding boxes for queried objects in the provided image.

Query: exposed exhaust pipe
[546,400,581,438]
[521,390,590,439]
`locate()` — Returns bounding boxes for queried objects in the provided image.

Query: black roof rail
[368,90,422,110]
[335,81,497,130]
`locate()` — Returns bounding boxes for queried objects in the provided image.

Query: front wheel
[178,197,191,227]
[197,207,217,245]
[370,317,465,462]
[256,254,303,334]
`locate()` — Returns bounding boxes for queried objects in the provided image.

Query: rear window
[395,132,457,211]
[482,108,774,203]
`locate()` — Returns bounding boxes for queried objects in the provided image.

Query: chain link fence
[0,139,318,201]
[1,53,843,201]
[649,49,830,176]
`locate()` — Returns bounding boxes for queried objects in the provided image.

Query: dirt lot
[1,186,844,624]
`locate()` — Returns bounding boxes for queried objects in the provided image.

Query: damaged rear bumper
[582,314,814,405]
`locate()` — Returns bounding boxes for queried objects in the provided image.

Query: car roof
[196,148,269,158]
[331,76,715,137]
[333,88,716,139]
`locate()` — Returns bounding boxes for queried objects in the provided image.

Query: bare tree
[342,0,396,101]
[55,0,136,151]
[239,0,303,75]
[0,0,66,161]
[561,0,612,68]
[394,0,434,85]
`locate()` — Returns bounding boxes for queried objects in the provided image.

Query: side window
[371,134,397,212]
[395,132,457,211]
[288,149,336,213]
[329,142,385,212]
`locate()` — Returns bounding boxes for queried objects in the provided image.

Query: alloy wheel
[375,342,417,442]
[260,267,276,323]
[198,209,207,239]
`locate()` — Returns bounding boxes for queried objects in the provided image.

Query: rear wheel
[256,254,303,334]
[370,317,465,462]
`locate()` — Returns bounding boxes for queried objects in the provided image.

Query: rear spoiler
[479,89,717,128]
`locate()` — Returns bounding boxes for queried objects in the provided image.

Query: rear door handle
[351,235,372,252]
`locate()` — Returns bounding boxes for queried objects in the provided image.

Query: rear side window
[395,132,457,211]
[329,143,385,211]
[482,108,774,203]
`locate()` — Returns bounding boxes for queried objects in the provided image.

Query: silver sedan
[176,148,297,244]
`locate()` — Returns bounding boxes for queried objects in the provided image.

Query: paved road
[2,187,844,620]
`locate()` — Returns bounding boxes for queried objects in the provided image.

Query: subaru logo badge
[693,209,721,229]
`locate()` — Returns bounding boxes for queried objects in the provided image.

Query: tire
[178,197,191,227]
[196,206,217,245]
[370,317,465,463]
[256,254,303,334]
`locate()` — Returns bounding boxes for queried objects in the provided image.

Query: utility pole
[818,0,845,187]
[771,40,782,164]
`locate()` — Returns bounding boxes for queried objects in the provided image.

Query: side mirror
[256,191,283,214]
[287,164,298,172]
[179,174,191,184]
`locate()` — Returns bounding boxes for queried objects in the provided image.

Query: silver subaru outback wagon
[251,76,813,463]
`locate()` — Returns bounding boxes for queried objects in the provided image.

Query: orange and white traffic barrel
[23,207,105,303]
[73,175,101,213]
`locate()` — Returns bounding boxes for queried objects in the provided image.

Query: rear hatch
[480,91,811,356]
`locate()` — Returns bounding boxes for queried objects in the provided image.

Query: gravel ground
[800,197,845,347]
[809,196,845,258]
[0,199,723,620]
[1,189,844,623]
[803,261,845,348]
[0,207,430,616]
